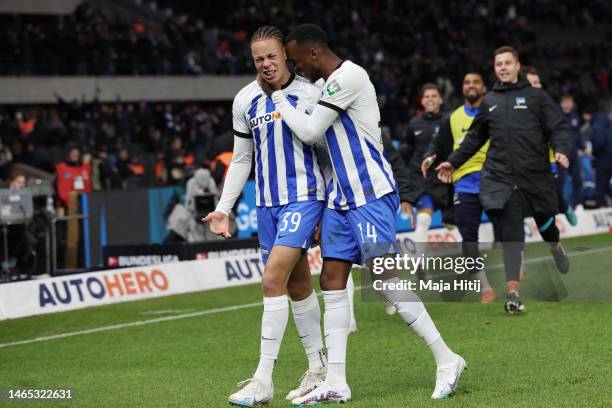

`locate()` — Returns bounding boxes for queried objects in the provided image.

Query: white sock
[322,289,350,386]
[428,336,457,367]
[474,269,492,291]
[408,307,456,366]
[307,350,327,372]
[379,277,456,367]
[327,363,345,387]
[414,212,432,254]
[291,291,327,371]
[346,272,356,323]
[253,295,289,384]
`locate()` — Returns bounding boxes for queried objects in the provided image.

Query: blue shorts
[321,193,399,264]
[415,194,434,210]
[257,200,324,265]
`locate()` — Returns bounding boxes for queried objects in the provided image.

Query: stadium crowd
[2,0,611,107]
[0,0,611,209]
[0,98,234,190]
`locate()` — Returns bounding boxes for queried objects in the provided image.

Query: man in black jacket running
[436,46,572,314]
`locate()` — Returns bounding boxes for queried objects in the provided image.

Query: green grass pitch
[0,234,611,407]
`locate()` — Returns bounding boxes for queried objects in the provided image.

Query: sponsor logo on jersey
[249,111,281,129]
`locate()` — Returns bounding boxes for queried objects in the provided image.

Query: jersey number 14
[357,222,377,243]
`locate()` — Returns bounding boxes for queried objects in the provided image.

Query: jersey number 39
[279,212,302,233]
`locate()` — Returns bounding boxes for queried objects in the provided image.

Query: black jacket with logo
[400,111,450,207]
[448,76,571,214]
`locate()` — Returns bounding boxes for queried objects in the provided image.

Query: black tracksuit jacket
[399,111,450,208]
[448,76,571,215]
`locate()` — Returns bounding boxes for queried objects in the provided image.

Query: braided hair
[250,26,284,44]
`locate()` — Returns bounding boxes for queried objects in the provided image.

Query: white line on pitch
[140,309,196,315]
[488,244,612,269]
[0,283,369,350]
[0,286,365,350]
[0,302,262,349]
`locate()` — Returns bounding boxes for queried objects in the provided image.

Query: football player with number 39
[203,26,329,407]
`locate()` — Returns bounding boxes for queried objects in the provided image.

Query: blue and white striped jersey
[318,60,397,210]
[232,74,326,207]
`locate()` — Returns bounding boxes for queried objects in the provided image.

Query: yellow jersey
[450,105,490,183]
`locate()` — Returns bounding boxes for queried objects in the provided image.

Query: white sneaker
[285,367,326,400]
[384,302,397,315]
[291,381,351,405]
[228,378,273,406]
[431,355,467,399]
[349,318,358,334]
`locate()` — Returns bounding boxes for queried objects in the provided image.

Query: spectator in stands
[522,66,542,89]
[164,136,194,185]
[55,144,92,211]
[146,125,164,154]
[579,105,598,206]
[115,103,135,145]
[591,107,612,207]
[115,147,145,186]
[193,115,215,162]
[559,94,584,210]
[15,110,36,137]
[91,146,110,190]
[0,0,610,119]
[8,168,26,189]
[209,149,233,187]
[20,141,55,174]
[0,138,13,179]
[116,147,136,183]
[207,130,235,186]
